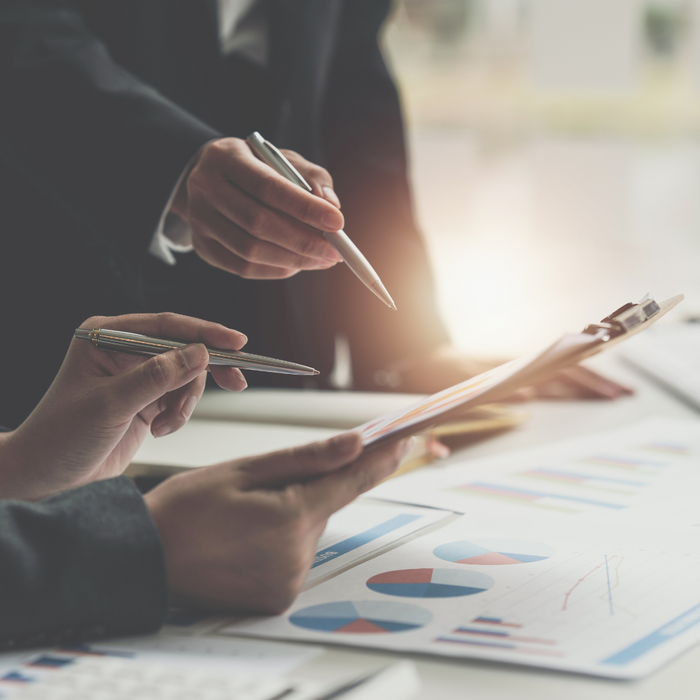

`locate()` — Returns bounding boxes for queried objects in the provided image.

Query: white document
[219,417,700,679]
[370,416,700,521]
[132,420,339,470]
[308,499,453,583]
[194,388,429,429]
[220,514,700,679]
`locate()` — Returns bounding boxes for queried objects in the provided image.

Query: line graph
[562,555,618,612]
[605,555,614,616]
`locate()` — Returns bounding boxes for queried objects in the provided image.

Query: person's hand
[171,138,345,279]
[0,313,248,501]
[380,344,633,400]
[145,432,412,614]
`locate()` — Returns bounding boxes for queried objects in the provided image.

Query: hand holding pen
[169,134,396,307]
[170,137,346,278]
[246,132,396,309]
[1,313,250,500]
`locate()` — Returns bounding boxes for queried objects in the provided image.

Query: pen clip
[74,327,99,346]
[246,132,313,192]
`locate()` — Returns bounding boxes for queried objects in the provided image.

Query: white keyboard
[0,654,420,700]
[2,656,294,700]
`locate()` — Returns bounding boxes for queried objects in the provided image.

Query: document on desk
[308,499,454,583]
[369,415,700,520]
[219,417,700,679]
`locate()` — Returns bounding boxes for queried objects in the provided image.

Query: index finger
[80,312,248,351]
[222,140,344,232]
[298,439,412,520]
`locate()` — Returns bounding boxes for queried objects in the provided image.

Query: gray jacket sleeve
[0,477,168,651]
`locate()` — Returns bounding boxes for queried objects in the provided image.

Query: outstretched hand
[146,432,411,614]
[0,313,248,500]
[385,344,633,400]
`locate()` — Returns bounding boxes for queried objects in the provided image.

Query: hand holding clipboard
[359,295,684,447]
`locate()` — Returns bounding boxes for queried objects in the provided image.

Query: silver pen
[246,132,397,311]
[74,328,319,376]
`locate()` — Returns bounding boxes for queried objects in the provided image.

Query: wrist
[0,429,36,500]
[169,179,189,220]
[169,140,214,220]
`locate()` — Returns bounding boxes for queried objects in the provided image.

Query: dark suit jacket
[0,0,449,427]
[0,477,167,650]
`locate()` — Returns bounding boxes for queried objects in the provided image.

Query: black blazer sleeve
[0,476,167,651]
[0,1,220,274]
[322,0,451,385]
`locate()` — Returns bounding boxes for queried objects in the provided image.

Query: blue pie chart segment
[289,600,431,634]
[366,568,494,598]
[434,538,555,566]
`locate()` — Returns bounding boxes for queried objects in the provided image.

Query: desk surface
[139,352,698,698]
[284,354,700,699]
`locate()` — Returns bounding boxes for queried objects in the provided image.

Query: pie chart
[434,538,555,566]
[289,600,431,634]
[366,568,494,598]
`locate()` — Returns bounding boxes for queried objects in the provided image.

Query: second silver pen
[74,328,319,375]
[246,132,397,311]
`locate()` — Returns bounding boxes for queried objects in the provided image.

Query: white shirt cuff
[149,141,218,266]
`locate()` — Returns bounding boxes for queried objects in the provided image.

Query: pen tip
[369,280,397,311]
[312,369,320,375]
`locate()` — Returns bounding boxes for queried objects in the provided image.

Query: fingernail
[324,248,344,263]
[233,368,248,389]
[321,210,343,231]
[182,395,198,420]
[153,423,172,438]
[180,343,207,370]
[322,186,341,208]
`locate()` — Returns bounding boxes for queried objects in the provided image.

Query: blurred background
[382,0,700,357]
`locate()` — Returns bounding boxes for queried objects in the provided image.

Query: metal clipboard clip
[582,295,661,341]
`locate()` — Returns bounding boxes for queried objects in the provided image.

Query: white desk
[148,353,700,698]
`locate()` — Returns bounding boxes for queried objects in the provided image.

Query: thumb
[236,432,364,489]
[109,344,209,417]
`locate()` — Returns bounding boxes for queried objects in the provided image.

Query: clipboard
[359,294,684,448]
